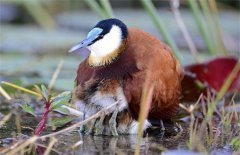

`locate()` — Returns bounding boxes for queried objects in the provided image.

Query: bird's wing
[123,28,183,120]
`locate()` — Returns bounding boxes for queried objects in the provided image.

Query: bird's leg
[94,111,106,135]
[109,107,119,136]
[85,119,97,135]
[160,120,165,131]
[158,120,165,139]
[79,113,86,133]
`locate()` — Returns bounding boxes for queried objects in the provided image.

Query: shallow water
[0,101,189,154]
[51,126,189,155]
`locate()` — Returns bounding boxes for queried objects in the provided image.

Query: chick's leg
[109,107,119,136]
[85,119,97,135]
[79,113,86,133]
[160,120,165,131]
[94,112,106,135]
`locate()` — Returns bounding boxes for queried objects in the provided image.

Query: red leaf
[181,57,240,102]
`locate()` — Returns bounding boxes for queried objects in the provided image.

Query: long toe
[94,112,106,135]
[95,121,104,135]
[109,117,118,136]
[86,127,94,135]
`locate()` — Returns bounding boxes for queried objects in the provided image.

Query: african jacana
[69,18,182,136]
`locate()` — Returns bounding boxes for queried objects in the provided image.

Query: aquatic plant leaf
[50,91,71,110]
[230,137,240,150]
[54,106,70,115]
[41,85,49,100]
[20,104,36,117]
[34,85,42,94]
[181,72,206,102]
[185,57,240,92]
[181,57,240,102]
[47,116,74,127]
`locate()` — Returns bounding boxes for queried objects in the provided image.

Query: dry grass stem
[0,139,24,154]
[0,112,13,128]
[34,143,61,154]
[70,140,83,150]
[39,100,119,140]
[43,137,58,155]
[0,86,11,100]
[48,59,64,92]
[15,113,22,134]
[135,84,154,155]
[171,0,199,61]
[5,136,38,155]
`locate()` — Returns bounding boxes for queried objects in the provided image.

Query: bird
[69,18,183,136]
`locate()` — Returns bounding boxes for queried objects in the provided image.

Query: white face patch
[87,25,122,58]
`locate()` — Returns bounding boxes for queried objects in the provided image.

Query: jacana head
[68,18,128,67]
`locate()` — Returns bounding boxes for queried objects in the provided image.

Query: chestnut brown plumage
[70,19,183,135]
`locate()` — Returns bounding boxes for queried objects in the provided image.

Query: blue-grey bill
[68,27,103,53]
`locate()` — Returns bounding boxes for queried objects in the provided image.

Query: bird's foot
[79,113,86,133]
[94,112,106,135]
[109,108,119,136]
[79,124,85,133]
[85,119,96,135]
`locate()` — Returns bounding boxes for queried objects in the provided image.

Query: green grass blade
[208,0,227,55]
[83,0,108,19]
[99,0,114,18]
[140,0,183,63]
[23,0,55,30]
[199,0,224,55]
[1,81,42,97]
[187,0,216,55]
[206,61,240,121]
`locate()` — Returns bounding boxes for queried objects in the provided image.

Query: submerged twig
[39,100,119,140]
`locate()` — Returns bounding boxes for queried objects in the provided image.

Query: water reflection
[59,124,187,155]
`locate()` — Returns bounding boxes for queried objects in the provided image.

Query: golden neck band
[88,39,127,67]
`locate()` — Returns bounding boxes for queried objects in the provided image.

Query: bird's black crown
[94,18,128,39]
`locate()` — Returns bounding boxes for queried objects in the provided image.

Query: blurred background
[0,0,239,91]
